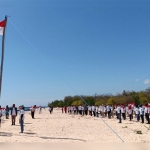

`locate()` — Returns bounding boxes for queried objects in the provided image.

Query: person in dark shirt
[10,104,17,125]
[5,105,9,119]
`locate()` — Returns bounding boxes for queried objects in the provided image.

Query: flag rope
[8,19,88,105]
[99,116,124,142]
[8,19,124,142]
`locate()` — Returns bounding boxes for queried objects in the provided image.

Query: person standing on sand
[128,105,133,121]
[84,105,88,116]
[5,105,9,119]
[31,105,36,119]
[121,105,126,120]
[107,105,111,119]
[19,105,25,133]
[135,105,140,122]
[139,104,144,123]
[62,107,64,113]
[10,104,17,125]
[0,105,2,128]
[64,106,67,113]
[39,106,42,114]
[145,103,150,124]
[51,106,53,113]
[117,105,122,123]
[49,106,53,114]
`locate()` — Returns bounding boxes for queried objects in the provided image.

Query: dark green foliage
[48,88,150,107]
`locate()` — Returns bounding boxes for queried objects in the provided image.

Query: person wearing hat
[19,105,25,133]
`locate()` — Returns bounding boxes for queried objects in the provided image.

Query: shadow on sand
[40,136,86,142]
[23,132,36,135]
[0,132,13,137]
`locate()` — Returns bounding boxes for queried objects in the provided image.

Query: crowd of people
[0,102,149,134]
[62,103,150,124]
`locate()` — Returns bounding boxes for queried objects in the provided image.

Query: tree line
[48,88,150,107]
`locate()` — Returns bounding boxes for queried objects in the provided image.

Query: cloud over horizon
[135,79,140,82]
[144,79,150,84]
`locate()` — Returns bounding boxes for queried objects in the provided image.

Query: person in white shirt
[95,106,99,117]
[103,106,106,117]
[78,106,82,115]
[116,105,122,123]
[110,105,114,118]
[73,106,77,115]
[88,105,92,116]
[121,105,126,120]
[135,105,140,122]
[0,105,2,128]
[70,106,73,114]
[99,105,102,116]
[107,105,111,119]
[128,105,133,121]
[81,106,84,116]
[101,105,105,118]
[19,105,25,133]
[139,105,144,123]
[92,105,96,117]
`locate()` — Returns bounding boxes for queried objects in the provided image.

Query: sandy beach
[0,108,150,143]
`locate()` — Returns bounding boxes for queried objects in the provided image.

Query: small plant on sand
[136,130,142,134]
[122,126,127,128]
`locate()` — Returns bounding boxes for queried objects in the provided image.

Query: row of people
[62,103,150,124]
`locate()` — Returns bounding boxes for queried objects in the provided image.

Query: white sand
[0,108,150,143]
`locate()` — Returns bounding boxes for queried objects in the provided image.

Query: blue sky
[0,0,150,107]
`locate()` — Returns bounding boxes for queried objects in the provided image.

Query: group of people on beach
[0,104,25,133]
[63,103,150,124]
[0,104,40,133]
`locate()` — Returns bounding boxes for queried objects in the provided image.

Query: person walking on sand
[0,105,2,128]
[19,105,25,133]
[10,104,17,125]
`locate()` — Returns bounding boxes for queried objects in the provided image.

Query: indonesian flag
[128,104,132,110]
[0,20,6,35]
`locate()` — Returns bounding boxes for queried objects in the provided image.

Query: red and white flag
[0,20,6,35]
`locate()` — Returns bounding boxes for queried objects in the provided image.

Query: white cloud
[135,79,140,82]
[144,79,150,84]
